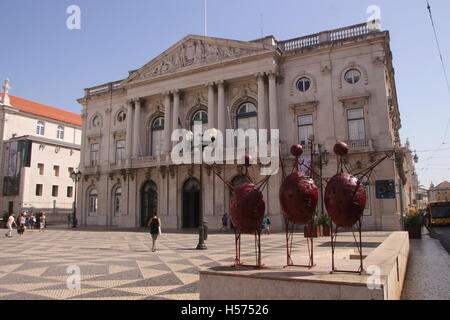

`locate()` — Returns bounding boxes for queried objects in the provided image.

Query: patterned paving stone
[0,228,389,300]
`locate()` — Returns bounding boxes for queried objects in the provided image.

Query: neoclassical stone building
[77,23,406,231]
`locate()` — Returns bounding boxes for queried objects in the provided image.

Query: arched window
[88,189,98,217]
[57,126,64,139]
[191,109,208,132]
[236,102,257,130]
[117,111,126,123]
[92,115,101,127]
[36,121,45,135]
[150,117,164,156]
[113,187,122,217]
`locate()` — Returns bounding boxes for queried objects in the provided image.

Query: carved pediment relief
[124,36,271,84]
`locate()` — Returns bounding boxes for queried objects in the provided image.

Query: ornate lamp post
[185,128,217,250]
[316,144,329,215]
[70,170,82,228]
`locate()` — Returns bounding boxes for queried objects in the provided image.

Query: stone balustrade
[85,80,123,97]
[279,22,371,52]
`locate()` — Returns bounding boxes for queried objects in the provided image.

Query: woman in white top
[4,213,17,238]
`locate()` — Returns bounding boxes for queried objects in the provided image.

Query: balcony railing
[279,23,372,52]
[346,139,373,151]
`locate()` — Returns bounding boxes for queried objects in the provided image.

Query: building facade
[428,181,450,203]
[77,23,407,231]
[0,82,82,223]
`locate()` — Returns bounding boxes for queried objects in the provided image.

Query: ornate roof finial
[1,78,11,106]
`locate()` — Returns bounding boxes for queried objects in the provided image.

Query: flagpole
[204,0,207,37]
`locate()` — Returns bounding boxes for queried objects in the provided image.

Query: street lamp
[70,170,82,228]
[186,128,217,250]
[315,144,329,215]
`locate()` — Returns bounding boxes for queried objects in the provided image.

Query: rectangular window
[90,143,99,166]
[67,186,73,198]
[36,184,43,196]
[68,167,74,178]
[37,163,44,175]
[115,140,125,163]
[52,185,58,197]
[297,114,313,147]
[53,165,60,177]
[347,108,365,141]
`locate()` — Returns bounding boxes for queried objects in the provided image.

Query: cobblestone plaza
[1,227,448,300]
[0,228,387,300]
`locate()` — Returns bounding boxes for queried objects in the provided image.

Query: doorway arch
[141,181,158,227]
[182,178,200,228]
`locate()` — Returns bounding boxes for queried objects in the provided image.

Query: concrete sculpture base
[199,232,409,300]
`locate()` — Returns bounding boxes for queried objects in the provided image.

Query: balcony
[345,139,373,152]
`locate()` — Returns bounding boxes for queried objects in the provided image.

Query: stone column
[163,92,172,153]
[132,99,141,158]
[257,73,266,143]
[125,100,134,159]
[267,72,281,225]
[217,81,226,136]
[172,90,180,147]
[268,72,279,131]
[207,83,215,129]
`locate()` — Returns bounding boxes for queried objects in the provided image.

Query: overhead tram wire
[423,0,450,171]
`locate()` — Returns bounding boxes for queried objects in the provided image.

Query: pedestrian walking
[221,213,228,231]
[147,212,161,252]
[18,213,26,237]
[263,215,271,235]
[39,212,46,232]
[4,213,17,238]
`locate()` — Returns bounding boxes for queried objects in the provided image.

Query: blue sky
[0,0,449,187]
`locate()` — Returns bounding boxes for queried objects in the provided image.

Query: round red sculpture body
[290,144,304,157]
[230,182,265,234]
[324,173,366,227]
[333,142,349,156]
[279,172,319,225]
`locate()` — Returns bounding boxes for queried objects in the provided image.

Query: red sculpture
[279,143,319,269]
[325,173,366,228]
[324,141,391,274]
[207,155,271,268]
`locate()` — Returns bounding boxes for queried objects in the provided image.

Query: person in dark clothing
[147,212,161,252]
[221,213,228,231]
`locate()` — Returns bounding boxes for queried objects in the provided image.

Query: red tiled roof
[435,181,450,190]
[1,92,82,127]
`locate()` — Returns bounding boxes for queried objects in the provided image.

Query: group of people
[4,211,46,238]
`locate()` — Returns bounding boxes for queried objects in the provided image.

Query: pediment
[123,35,274,84]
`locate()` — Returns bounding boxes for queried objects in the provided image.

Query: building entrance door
[183,178,200,228]
[8,201,13,214]
[141,181,157,227]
